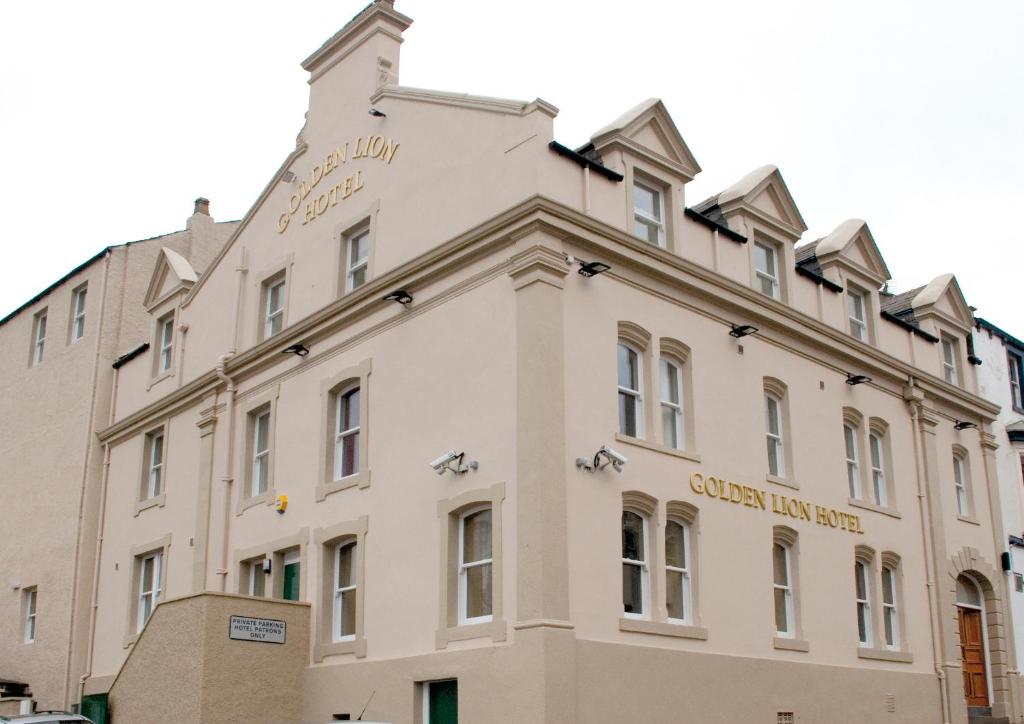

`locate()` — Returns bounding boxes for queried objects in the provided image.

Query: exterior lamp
[282,344,310,357]
[729,324,759,338]
[577,260,611,278]
[954,421,978,431]
[845,374,872,386]
[382,289,413,305]
[368,108,387,117]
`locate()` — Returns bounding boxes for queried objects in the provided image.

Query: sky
[1,0,1021,333]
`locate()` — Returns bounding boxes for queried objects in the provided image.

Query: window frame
[70,284,87,343]
[238,387,279,514]
[844,423,862,499]
[664,518,692,624]
[632,178,666,248]
[881,564,899,649]
[318,360,372,500]
[251,409,271,497]
[953,450,972,518]
[846,287,869,342]
[247,557,267,597]
[617,342,644,439]
[334,385,361,482]
[754,241,781,299]
[345,226,370,293]
[137,551,162,634]
[773,541,795,637]
[765,392,786,478]
[458,505,494,626]
[869,432,887,507]
[771,526,806,650]
[24,587,37,643]
[124,534,171,646]
[621,508,651,620]
[332,540,358,642]
[263,274,286,339]
[136,425,169,515]
[941,335,960,385]
[30,308,47,366]
[659,357,684,450]
[1008,350,1024,412]
[154,312,175,377]
[145,429,164,499]
[314,517,368,660]
[854,559,873,647]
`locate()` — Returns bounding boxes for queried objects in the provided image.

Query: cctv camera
[598,446,628,467]
[430,450,460,471]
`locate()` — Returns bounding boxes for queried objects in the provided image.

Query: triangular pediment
[815,219,891,285]
[144,247,198,310]
[717,165,808,239]
[590,98,701,180]
[912,273,974,329]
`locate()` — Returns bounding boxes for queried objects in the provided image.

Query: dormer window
[633,181,665,247]
[157,313,174,374]
[754,242,780,299]
[847,288,868,341]
[941,336,960,385]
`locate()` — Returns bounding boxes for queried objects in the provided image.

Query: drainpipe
[79,443,112,707]
[215,354,236,592]
[907,377,951,724]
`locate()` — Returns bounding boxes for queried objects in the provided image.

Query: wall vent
[886,693,896,713]
[777,713,794,724]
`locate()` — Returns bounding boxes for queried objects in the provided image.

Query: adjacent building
[3,2,1021,723]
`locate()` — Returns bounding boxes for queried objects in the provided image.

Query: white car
[0,714,95,724]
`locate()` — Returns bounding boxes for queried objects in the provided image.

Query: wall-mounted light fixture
[281,171,297,183]
[368,108,387,117]
[576,259,611,278]
[954,420,978,431]
[429,450,479,475]
[382,289,413,305]
[282,343,310,357]
[845,373,872,386]
[576,445,628,473]
[261,558,272,575]
[729,324,759,338]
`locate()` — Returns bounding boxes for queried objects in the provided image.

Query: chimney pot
[194,197,210,216]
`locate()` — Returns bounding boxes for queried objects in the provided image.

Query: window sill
[847,498,901,519]
[773,636,809,652]
[134,493,167,517]
[614,434,701,464]
[237,488,277,515]
[316,470,371,501]
[313,636,366,662]
[766,473,799,491]
[435,617,506,649]
[619,617,707,640]
[957,515,981,526]
[147,369,174,391]
[857,647,913,663]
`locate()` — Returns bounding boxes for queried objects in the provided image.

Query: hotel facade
[3,2,1022,722]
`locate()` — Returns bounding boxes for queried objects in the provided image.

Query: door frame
[956,573,994,706]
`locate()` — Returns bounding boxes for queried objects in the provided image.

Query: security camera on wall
[430,450,460,474]
[430,450,478,476]
[576,445,628,473]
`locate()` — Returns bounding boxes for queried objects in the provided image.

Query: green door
[283,561,300,601]
[428,680,457,724]
[81,693,108,724]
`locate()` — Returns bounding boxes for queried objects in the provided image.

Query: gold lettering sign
[689,472,864,534]
[277,135,400,234]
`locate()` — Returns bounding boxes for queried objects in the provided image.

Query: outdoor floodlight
[282,343,310,357]
[954,420,978,431]
[383,289,413,305]
[729,324,759,338]
[577,260,611,278]
[369,108,387,117]
[845,373,872,386]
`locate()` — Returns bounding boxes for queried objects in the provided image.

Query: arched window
[765,393,785,477]
[334,385,361,480]
[665,519,691,623]
[953,448,972,518]
[459,506,493,625]
[868,422,889,507]
[622,509,650,618]
[659,357,683,449]
[618,343,643,438]
[333,541,358,642]
[845,424,861,499]
[881,561,899,649]
[854,558,872,646]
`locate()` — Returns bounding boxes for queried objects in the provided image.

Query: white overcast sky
[1,0,1021,334]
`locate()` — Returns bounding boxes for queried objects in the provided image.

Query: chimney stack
[194,197,210,216]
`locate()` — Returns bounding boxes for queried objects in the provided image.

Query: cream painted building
[0,201,236,715]
[3,2,1021,723]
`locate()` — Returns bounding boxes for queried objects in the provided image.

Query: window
[345,228,369,292]
[618,343,643,438]
[881,565,899,649]
[137,552,162,633]
[156,313,174,374]
[71,285,87,342]
[941,336,959,385]
[854,560,872,646]
[659,358,683,449]
[847,288,867,341]
[844,424,861,498]
[144,430,164,500]
[31,309,47,365]
[765,393,785,477]
[633,180,665,247]
[869,432,887,506]
[754,242,780,299]
[1008,351,1023,411]
[773,541,794,636]
[622,509,649,618]
[247,559,267,597]
[334,386,360,480]
[264,276,286,338]
[665,519,691,623]
[953,452,970,517]
[459,507,493,624]
[332,541,357,641]
[24,588,37,643]
[251,408,271,497]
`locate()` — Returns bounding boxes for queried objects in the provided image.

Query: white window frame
[332,541,358,642]
[844,424,861,499]
[71,286,87,342]
[881,565,899,649]
[24,588,37,643]
[855,560,872,646]
[32,310,47,366]
[248,559,266,597]
[618,343,644,438]
[942,337,959,385]
[754,242,780,299]
[869,433,887,507]
[664,519,691,624]
[765,393,785,477]
[137,552,162,633]
[146,431,164,499]
[847,289,867,341]
[252,410,271,497]
[773,542,794,637]
[158,314,174,373]
[264,278,286,338]
[954,454,969,516]
[458,505,493,625]
[659,358,684,449]
[622,509,650,620]
[345,228,370,292]
[333,386,361,481]
[633,179,665,248]
[1008,351,1023,410]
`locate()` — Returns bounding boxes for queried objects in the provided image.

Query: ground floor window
[283,550,300,601]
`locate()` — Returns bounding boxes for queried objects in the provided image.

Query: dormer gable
[814,219,891,288]
[911,273,974,333]
[144,247,198,311]
[589,98,701,182]
[702,165,807,242]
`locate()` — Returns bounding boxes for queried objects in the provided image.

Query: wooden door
[958,606,989,707]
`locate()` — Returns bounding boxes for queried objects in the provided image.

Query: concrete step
[968,716,1010,724]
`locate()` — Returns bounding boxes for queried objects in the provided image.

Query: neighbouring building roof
[976,317,1024,353]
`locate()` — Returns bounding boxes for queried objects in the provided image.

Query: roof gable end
[815,218,891,285]
[145,247,198,310]
[911,273,974,330]
[590,98,701,180]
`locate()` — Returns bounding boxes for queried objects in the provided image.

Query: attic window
[633,180,665,248]
[847,288,868,341]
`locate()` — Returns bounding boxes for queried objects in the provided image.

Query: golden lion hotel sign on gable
[689,472,865,534]
[277,134,400,233]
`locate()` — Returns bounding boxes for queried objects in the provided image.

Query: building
[972,318,1024,678]
[3,2,1019,722]
[0,201,236,715]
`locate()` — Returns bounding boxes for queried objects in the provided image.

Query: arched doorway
[956,574,991,708]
